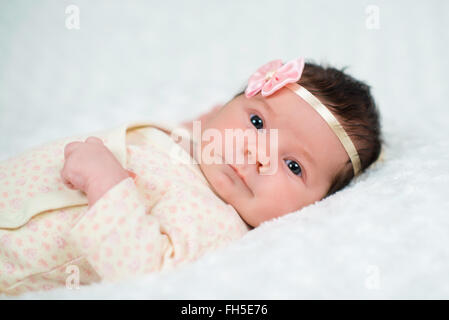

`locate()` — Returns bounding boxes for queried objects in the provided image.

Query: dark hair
[232,61,385,199]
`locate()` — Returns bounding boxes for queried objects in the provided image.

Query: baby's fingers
[85,136,104,145]
[60,167,75,190]
[60,165,84,191]
[64,141,82,159]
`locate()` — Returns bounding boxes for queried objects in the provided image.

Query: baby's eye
[250,114,264,130]
[285,159,302,177]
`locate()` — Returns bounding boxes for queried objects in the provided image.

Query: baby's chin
[198,162,258,227]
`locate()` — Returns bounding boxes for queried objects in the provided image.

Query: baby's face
[197,87,349,228]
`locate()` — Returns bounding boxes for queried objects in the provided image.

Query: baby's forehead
[250,94,309,126]
[252,90,309,112]
[254,94,337,152]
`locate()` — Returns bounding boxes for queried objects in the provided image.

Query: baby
[180,58,384,227]
[0,57,384,296]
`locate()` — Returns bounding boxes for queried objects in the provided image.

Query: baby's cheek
[203,165,232,195]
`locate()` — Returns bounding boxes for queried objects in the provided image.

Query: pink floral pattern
[0,124,251,296]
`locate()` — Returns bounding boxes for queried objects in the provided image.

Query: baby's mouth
[228,164,245,182]
[213,153,254,196]
[227,164,253,194]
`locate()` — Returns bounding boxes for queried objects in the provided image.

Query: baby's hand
[60,136,132,207]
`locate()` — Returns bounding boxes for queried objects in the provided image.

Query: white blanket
[0,0,448,299]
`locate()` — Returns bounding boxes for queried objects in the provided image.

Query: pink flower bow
[245,57,305,98]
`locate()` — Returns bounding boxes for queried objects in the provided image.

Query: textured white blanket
[0,0,448,299]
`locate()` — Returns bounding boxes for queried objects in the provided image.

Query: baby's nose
[242,138,270,168]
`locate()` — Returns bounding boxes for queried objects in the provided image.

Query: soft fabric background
[0,0,448,299]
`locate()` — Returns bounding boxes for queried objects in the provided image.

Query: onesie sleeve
[65,177,177,282]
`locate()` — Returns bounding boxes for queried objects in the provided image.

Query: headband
[245,57,362,177]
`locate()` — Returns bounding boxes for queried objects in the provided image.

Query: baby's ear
[126,170,137,179]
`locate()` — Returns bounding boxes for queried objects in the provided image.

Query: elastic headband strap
[285,82,362,176]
